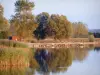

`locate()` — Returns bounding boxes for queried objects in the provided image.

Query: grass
[0,39,36,66]
[0,39,28,48]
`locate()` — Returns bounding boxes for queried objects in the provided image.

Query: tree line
[0,0,90,40]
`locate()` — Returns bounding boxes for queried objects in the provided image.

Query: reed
[0,40,28,48]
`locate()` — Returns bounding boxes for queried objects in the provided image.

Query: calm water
[0,47,100,75]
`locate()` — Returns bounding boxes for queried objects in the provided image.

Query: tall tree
[10,0,37,39]
[0,4,9,38]
[0,4,3,16]
[34,12,55,39]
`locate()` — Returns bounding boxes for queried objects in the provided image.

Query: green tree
[34,12,56,39]
[10,0,37,39]
[35,12,50,24]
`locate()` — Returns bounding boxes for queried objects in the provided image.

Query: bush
[88,34,95,42]
[0,31,8,39]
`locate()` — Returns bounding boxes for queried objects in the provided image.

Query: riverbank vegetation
[30,48,92,73]
[0,40,28,48]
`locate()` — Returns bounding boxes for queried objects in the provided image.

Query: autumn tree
[0,4,9,32]
[0,4,10,38]
[10,0,37,40]
[72,22,88,38]
[50,14,73,39]
[0,4,3,16]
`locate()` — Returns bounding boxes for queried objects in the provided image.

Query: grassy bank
[0,39,28,48]
[34,38,100,43]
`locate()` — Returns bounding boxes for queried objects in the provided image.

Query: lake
[0,47,100,75]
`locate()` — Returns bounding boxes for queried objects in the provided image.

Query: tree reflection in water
[34,48,73,74]
[35,49,49,73]
[73,48,89,61]
[0,48,91,75]
[94,47,100,52]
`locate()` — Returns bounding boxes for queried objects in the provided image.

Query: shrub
[0,31,9,39]
[88,34,95,42]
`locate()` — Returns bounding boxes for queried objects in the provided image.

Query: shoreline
[28,42,99,48]
[0,39,100,48]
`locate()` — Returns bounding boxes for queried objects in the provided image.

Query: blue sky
[1,0,100,29]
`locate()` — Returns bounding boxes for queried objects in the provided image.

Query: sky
[0,0,100,29]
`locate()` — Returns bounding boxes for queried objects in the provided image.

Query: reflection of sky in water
[1,48,99,75]
[33,49,100,75]
[52,50,100,75]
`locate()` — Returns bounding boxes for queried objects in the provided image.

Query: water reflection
[35,48,73,74]
[94,47,100,52]
[73,48,89,61]
[35,49,49,73]
[0,67,27,75]
[34,48,90,74]
[1,47,100,75]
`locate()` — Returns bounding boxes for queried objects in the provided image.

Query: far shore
[27,42,99,48]
[27,38,100,48]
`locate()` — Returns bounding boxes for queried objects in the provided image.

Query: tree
[0,4,9,32]
[34,13,73,40]
[0,4,3,16]
[10,0,37,39]
[34,12,55,39]
[50,14,73,39]
[0,4,9,38]
[35,12,49,24]
[72,22,88,38]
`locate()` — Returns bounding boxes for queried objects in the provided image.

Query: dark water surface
[0,47,100,75]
